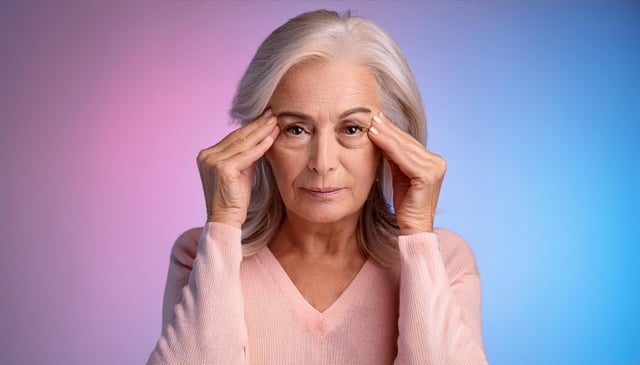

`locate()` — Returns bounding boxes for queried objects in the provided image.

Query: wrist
[208,212,244,228]
[397,216,434,235]
[396,210,435,235]
[399,226,433,235]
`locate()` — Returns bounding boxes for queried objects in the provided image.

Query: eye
[284,125,306,136]
[342,125,367,136]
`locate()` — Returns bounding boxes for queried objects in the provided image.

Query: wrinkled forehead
[269,60,381,117]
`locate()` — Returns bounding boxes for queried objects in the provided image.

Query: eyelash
[341,125,368,136]
[282,124,367,137]
[283,125,308,136]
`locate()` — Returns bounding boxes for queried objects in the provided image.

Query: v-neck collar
[255,246,375,336]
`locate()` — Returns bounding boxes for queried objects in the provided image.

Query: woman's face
[266,61,381,225]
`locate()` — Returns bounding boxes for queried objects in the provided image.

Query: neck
[269,211,364,260]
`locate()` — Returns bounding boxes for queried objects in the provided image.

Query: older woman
[147,10,488,365]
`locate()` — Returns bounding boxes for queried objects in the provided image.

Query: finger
[198,124,278,218]
[368,112,444,177]
[199,112,277,163]
[232,108,275,141]
[215,124,279,175]
[216,109,275,152]
[368,112,424,152]
[235,122,279,168]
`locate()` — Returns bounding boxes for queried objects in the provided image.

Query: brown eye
[343,125,366,135]
[285,125,306,135]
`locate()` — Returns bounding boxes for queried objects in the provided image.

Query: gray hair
[231,9,426,269]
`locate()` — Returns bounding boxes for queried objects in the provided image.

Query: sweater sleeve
[146,222,248,365]
[394,229,488,365]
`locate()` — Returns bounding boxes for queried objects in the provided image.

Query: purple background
[1,1,638,364]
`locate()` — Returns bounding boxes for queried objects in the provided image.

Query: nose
[307,129,338,175]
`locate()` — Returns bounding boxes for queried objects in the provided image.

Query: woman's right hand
[197,109,279,227]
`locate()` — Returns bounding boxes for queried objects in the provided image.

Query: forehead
[270,61,380,113]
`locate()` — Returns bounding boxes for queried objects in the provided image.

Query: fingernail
[369,126,380,135]
[264,109,273,117]
[373,115,383,125]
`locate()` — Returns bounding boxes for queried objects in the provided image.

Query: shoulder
[433,228,480,279]
[169,226,204,268]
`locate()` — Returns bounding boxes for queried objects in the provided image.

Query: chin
[303,214,345,224]
[289,205,361,225]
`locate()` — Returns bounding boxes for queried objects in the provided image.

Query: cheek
[266,146,305,186]
[368,149,383,184]
[363,145,382,171]
[347,146,381,183]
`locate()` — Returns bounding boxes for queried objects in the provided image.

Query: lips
[302,187,343,198]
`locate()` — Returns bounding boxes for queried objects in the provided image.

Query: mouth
[301,187,344,198]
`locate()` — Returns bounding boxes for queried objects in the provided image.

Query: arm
[146,109,277,364]
[146,222,248,365]
[395,229,488,365]
[366,112,488,363]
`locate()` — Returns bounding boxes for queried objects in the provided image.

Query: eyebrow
[340,107,372,119]
[276,107,372,121]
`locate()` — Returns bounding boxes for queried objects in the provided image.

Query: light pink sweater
[147,222,488,364]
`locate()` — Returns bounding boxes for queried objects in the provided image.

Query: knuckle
[427,151,447,172]
[235,136,249,149]
[229,128,245,141]
[438,157,447,172]
[196,149,207,164]
[197,150,216,167]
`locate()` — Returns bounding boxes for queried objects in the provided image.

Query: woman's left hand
[367,112,446,235]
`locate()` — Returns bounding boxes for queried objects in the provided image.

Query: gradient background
[1,1,638,364]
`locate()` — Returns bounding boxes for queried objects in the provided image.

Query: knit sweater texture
[146,222,488,364]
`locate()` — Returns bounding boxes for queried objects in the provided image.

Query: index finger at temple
[223,109,275,144]
[207,112,277,155]
[368,113,443,178]
[368,112,425,158]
